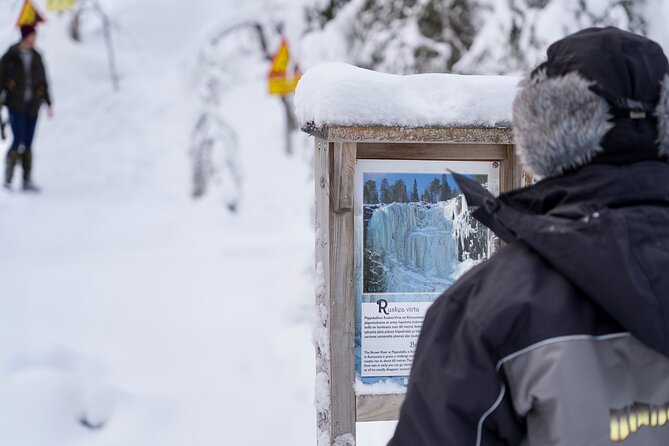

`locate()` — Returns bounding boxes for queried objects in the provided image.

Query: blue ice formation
[366,201,461,293]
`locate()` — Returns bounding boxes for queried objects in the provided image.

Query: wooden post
[500,144,515,192]
[332,143,356,212]
[315,138,332,445]
[315,140,357,445]
[329,142,357,444]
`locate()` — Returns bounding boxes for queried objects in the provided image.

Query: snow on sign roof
[295,63,521,129]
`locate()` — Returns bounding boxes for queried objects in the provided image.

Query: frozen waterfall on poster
[366,202,457,292]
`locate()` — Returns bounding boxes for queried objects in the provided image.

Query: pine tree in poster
[391,179,409,203]
[427,178,441,203]
[363,179,380,204]
[440,174,453,201]
[411,179,419,202]
[380,178,393,203]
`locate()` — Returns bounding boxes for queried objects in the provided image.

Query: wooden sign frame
[309,123,519,445]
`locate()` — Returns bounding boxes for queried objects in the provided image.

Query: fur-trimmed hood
[514,27,669,177]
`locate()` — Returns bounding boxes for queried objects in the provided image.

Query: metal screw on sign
[492,162,499,168]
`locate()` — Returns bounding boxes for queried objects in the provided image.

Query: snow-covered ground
[0,0,350,444]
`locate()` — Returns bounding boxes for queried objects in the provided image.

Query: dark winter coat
[389,161,669,445]
[0,43,51,115]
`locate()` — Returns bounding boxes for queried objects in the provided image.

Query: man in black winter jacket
[0,25,52,191]
[389,27,669,446]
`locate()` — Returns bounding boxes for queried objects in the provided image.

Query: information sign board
[354,159,500,387]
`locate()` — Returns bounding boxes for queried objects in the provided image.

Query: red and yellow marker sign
[268,39,301,96]
[16,0,46,27]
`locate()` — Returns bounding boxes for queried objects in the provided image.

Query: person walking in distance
[0,24,53,191]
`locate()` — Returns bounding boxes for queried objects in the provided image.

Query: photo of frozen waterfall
[362,171,490,293]
[354,160,500,386]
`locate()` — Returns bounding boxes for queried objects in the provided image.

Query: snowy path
[0,102,317,446]
[0,86,317,445]
[0,3,318,443]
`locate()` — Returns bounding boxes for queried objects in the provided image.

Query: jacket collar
[455,161,669,243]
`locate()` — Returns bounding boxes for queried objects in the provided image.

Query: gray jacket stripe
[476,383,506,446]
[496,332,630,371]
[475,332,630,445]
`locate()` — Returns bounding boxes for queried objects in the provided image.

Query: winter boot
[21,150,39,192]
[4,149,18,187]
[22,181,40,192]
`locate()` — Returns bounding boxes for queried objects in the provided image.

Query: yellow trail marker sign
[268,39,301,96]
[46,0,78,12]
[16,0,46,26]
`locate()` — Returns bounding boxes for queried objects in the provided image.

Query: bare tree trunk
[93,0,120,91]
[70,0,120,91]
[69,10,81,42]
[280,95,297,155]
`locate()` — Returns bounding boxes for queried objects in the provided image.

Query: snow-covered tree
[190,40,242,212]
[308,0,480,73]
[456,0,647,74]
[306,0,648,75]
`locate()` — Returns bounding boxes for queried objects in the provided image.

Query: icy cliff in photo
[364,196,486,293]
